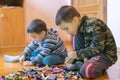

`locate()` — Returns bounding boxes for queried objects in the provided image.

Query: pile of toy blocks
[0,65,84,80]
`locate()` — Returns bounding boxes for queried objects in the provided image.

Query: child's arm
[22,40,39,56]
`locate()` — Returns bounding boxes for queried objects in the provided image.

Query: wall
[107,0,120,48]
[24,0,120,48]
[24,0,71,44]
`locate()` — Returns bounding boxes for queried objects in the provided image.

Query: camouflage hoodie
[75,16,117,64]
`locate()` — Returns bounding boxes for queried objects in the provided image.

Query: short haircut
[27,19,47,34]
[55,5,80,25]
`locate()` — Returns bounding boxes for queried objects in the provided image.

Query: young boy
[4,19,67,66]
[55,5,117,79]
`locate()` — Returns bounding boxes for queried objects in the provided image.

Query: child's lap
[80,54,111,78]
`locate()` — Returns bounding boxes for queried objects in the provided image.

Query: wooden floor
[0,47,120,80]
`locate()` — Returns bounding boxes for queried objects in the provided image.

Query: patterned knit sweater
[22,28,67,65]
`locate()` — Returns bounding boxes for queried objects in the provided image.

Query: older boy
[55,5,117,79]
[4,19,67,66]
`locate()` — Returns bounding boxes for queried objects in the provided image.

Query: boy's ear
[73,16,80,23]
[41,31,46,35]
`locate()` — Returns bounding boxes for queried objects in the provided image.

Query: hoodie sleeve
[31,38,59,65]
[22,40,39,56]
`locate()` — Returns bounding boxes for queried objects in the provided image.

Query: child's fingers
[23,61,32,66]
[23,62,27,65]
[84,58,88,62]
[23,61,28,66]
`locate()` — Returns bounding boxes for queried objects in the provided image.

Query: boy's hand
[23,61,32,66]
[65,51,77,64]
[19,55,26,64]
[83,58,88,62]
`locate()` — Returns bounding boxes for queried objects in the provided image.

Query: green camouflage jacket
[76,16,117,64]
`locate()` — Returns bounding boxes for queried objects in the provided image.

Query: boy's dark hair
[55,5,80,25]
[27,19,47,34]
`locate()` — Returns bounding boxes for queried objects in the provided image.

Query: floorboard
[0,47,120,80]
